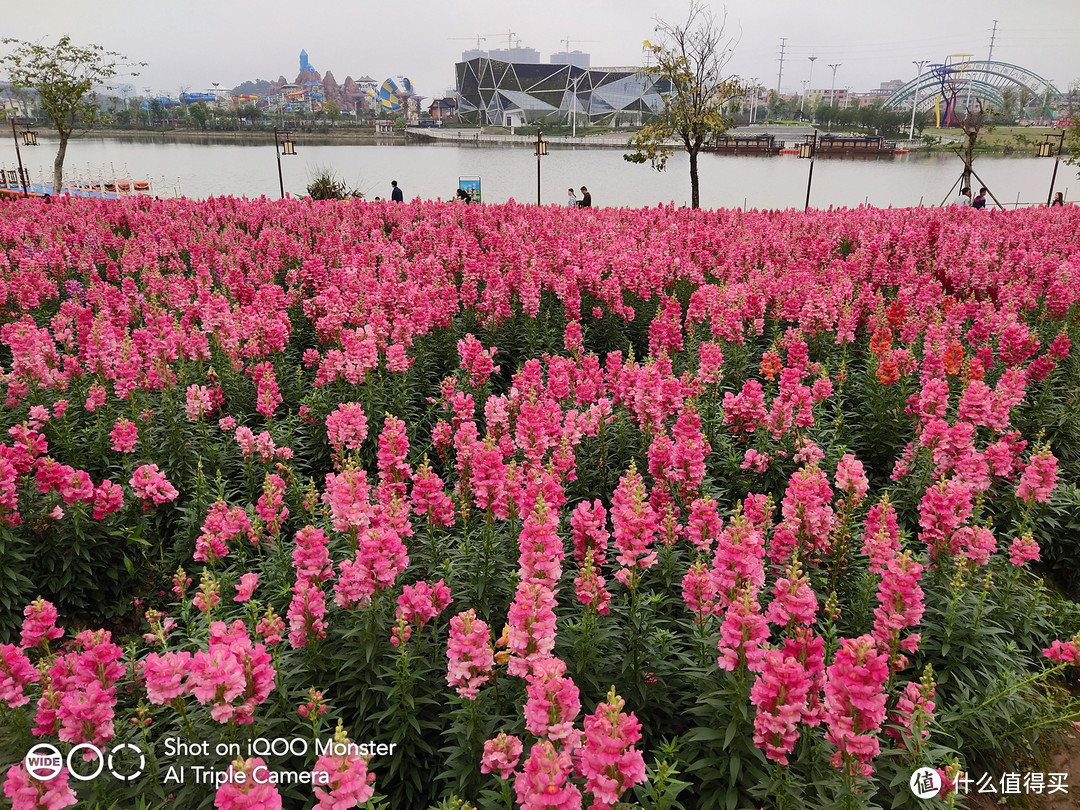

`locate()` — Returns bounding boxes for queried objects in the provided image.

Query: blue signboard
[458,176,481,204]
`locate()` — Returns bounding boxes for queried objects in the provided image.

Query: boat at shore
[0,167,154,199]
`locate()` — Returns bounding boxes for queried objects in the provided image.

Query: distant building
[550,50,590,69]
[806,88,851,108]
[489,46,541,64]
[429,96,457,121]
[455,57,666,127]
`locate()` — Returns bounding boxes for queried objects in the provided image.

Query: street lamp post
[570,74,584,137]
[1038,131,1066,205]
[273,127,297,200]
[806,56,817,118]
[909,60,928,141]
[800,81,809,115]
[535,128,547,205]
[828,64,841,107]
[748,78,758,124]
[799,131,818,211]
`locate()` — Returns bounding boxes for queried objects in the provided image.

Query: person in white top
[566,188,578,207]
[951,187,972,206]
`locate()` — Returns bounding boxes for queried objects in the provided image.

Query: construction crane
[485,30,518,55]
[448,35,487,50]
[560,37,597,56]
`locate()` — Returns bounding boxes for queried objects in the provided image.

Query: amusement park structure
[882,57,1058,126]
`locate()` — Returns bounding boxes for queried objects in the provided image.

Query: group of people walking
[566,186,591,208]
[387,180,592,207]
[952,186,1066,208]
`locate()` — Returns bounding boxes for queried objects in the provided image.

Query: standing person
[578,186,592,208]
[972,187,987,209]
[390,180,403,202]
[951,187,971,207]
[1051,192,1065,207]
[566,188,578,207]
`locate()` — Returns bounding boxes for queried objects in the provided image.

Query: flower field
[1,195,1080,810]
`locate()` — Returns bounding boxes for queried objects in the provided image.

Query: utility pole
[988,20,998,61]
[776,38,788,96]
[748,77,759,124]
[909,60,928,140]
[828,63,841,107]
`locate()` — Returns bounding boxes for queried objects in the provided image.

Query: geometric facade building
[455,58,667,127]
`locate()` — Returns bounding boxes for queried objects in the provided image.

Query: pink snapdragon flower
[523,657,580,744]
[507,582,558,678]
[392,579,453,645]
[4,763,77,810]
[458,333,499,387]
[214,757,282,809]
[481,733,524,780]
[410,458,455,527]
[577,686,647,807]
[1016,446,1059,505]
[21,598,64,649]
[514,740,581,810]
[109,418,138,452]
[610,463,658,587]
[750,650,811,764]
[311,722,377,809]
[235,573,259,602]
[764,563,818,628]
[130,463,178,506]
[446,609,494,699]
[141,651,192,704]
[823,635,890,777]
[326,402,369,456]
[1009,533,1040,566]
[717,587,770,672]
[0,644,39,707]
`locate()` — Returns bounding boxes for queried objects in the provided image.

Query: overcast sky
[4,0,1077,100]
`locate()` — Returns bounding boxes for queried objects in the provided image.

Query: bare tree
[625,2,743,209]
[956,101,991,192]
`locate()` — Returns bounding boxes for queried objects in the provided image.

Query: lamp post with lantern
[1037,131,1066,206]
[10,118,37,197]
[273,127,297,200]
[799,130,817,211]
[535,128,547,205]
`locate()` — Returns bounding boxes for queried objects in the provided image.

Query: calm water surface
[5,135,1069,211]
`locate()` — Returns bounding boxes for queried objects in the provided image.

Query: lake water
[4,134,1070,210]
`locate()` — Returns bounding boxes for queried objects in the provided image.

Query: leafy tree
[1,36,142,192]
[1018,86,1032,121]
[624,1,743,209]
[188,102,209,130]
[323,101,341,124]
[1000,87,1018,122]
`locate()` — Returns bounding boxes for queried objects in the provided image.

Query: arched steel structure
[883,60,1058,122]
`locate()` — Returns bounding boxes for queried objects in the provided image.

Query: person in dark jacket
[578,186,591,208]
[972,187,987,209]
[390,180,403,202]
